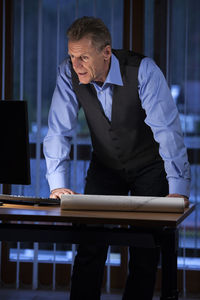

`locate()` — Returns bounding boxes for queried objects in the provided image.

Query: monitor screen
[0,100,31,185]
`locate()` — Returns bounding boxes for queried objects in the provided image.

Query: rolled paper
[60,194,185,213]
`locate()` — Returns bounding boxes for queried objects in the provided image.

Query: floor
[0,289,199,300]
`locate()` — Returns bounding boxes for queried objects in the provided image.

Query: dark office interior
[0,0,200,299]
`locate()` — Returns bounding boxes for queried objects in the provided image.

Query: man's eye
[82,56,88,61]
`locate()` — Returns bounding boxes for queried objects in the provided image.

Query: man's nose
[73,57,82,68]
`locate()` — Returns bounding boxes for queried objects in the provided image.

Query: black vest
[71,49,162,171]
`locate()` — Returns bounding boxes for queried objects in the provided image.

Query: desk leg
[160,228,179,300]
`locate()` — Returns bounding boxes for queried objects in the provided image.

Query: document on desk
[60,194,185,213]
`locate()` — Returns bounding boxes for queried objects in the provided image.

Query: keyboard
[0,194,60,206]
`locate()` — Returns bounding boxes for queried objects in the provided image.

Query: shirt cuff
[47,172,68,192]
[168,177,191,198]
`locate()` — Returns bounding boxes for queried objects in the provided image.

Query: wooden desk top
[0,204,195,228]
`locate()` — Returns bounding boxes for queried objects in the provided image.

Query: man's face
[68,37,111,84]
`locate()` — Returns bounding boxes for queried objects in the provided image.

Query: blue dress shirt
[43,53,191,197]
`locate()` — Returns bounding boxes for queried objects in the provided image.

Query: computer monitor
[0,100,31,185]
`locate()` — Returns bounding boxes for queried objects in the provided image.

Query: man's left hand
[167,193,189,208]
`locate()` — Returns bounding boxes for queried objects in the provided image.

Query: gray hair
[67,16,112,51]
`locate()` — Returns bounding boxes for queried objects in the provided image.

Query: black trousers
[70,158,169,300]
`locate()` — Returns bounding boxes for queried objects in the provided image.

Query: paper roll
[60,194,185,213]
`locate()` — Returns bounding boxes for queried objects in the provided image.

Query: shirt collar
[104,53,123,86]
[88,53,123,88]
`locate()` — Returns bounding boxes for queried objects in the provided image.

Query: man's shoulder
[139,57,164,78]
[58,57,72,78]
[112,49,145,66]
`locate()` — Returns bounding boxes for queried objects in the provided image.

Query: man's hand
[167,193,189,208]
[50,188,77,199]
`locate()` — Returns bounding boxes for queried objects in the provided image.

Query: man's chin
[78,74,91,84]
[79,77,91,84]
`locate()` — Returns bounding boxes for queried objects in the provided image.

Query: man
[43,17,190,300]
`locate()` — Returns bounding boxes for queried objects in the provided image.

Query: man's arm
[138,57,191,203]
[43,59,79,196]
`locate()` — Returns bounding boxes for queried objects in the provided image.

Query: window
[144,0,200,277]
[3,0,124,291]
[168,0,200,275]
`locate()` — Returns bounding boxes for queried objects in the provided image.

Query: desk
[0,203,195,300]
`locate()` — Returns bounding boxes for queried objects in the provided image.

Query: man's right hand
[50,188,77,199]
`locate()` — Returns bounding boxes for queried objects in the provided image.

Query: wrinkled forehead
[68,37,98,56]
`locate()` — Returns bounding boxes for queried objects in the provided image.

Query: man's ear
[103,45,112,61]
